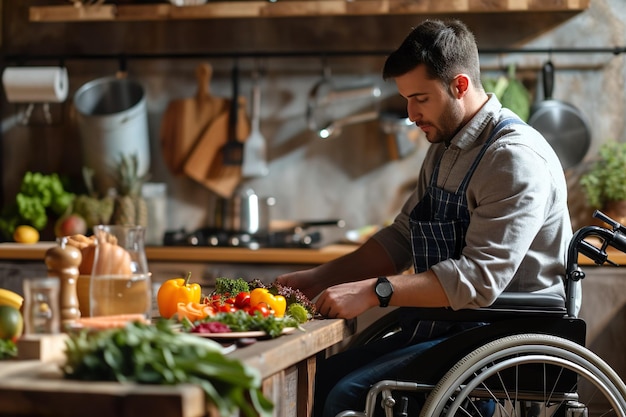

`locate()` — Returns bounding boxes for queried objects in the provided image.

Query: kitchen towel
[2,66,69,103]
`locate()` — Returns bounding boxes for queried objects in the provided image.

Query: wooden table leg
[297,356,317,417]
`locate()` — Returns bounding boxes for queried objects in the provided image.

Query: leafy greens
[62,319,272,417]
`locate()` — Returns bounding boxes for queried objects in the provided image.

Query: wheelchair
[337,210,626,417]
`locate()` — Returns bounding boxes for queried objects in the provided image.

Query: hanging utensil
[528,61,590,169]
[317,110,379,139]
[306,65,382,134]
[220,63,245,165]
[242,69,269,177]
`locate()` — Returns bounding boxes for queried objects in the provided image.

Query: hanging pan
[528,61,591,170]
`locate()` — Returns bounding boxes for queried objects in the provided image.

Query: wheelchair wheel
[420,333,626,417]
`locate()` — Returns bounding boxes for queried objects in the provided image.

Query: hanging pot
[527,61,591,170]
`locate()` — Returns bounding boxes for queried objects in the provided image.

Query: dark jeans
[314,320,484,417]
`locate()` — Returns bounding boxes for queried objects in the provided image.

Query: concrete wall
[2,0,626,239]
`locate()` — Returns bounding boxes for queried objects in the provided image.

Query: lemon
[13,225,40,244]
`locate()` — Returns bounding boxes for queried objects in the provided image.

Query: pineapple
[110,154,150,227]
[72,166,114,229]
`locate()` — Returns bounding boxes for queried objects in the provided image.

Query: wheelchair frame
[336,211,626,417]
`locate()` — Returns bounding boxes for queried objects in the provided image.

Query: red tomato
[234,291,251,309]
[249,302,270,318]
[224,297,237,305]
[218,304,237,313]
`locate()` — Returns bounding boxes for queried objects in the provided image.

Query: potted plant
[580,140,626,224]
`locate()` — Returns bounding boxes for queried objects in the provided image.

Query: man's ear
[451,74,470,98]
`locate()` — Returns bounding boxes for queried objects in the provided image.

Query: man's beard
[425,98,464,145]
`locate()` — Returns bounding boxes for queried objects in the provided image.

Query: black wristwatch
[375,276,394,308]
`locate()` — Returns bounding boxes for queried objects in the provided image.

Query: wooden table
[0,319,351,417]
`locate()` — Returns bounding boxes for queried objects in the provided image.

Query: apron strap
[456,117,526,192]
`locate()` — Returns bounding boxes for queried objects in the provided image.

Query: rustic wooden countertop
[1,241,624,266]
[0,242,359,265]
[0,319,350,417]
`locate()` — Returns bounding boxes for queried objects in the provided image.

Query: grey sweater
[373,94,573,311]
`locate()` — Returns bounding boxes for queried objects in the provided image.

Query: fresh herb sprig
[62,319,272,417]
[214,277,250,296]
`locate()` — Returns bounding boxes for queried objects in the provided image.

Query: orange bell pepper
[250,288,287,318]
[157,272,202,319]
[176,301,215,322]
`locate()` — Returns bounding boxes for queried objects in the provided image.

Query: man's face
[394,65,464,144]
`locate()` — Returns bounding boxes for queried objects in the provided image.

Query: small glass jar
[23,277,60,334]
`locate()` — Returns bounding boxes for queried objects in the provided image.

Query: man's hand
[275,269,325,301]
[315,278,379,319]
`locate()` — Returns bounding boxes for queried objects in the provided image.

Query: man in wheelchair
[277,19,578,417]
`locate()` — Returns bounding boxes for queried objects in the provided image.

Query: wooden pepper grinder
[45,238,82,326]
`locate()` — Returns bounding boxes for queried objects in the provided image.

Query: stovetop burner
[163,227,322,249]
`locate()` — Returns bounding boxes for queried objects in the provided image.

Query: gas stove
[163,227,322,249]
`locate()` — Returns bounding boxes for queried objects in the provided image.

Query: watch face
[376,282,393,298]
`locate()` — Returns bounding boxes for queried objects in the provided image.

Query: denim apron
[400,117,523,341]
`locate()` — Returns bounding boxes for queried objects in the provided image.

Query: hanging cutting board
[183,95,250,198]
[160,63,227,175]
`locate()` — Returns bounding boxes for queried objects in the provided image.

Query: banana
[0,288,24,310]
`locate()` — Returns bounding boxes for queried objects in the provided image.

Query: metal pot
[210,189,276,234]
[73,76,150,194]
[528,61,590,169]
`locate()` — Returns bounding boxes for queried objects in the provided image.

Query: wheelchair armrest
[489,292,566,311]
[408,292,567,321]
[349,292,567,348]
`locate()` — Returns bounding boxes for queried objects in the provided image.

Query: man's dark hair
[382,19,482,90]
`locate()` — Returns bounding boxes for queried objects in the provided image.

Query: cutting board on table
[183,96,250,198]
[160,63,227,175]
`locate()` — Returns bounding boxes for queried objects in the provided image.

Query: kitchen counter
[0,241,624,266]
[0,319,351,417]
[0,242,359,265]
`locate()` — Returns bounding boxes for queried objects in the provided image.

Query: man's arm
[276,238,397,300]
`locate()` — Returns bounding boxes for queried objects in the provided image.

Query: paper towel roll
[2,67,69,103]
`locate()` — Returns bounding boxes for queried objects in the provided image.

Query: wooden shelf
[29,0,591,22]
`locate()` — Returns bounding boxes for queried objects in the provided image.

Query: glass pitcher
[89,225,152,319]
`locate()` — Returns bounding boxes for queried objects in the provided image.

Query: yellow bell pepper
[250,288,287,318]
[157,272,202,319]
